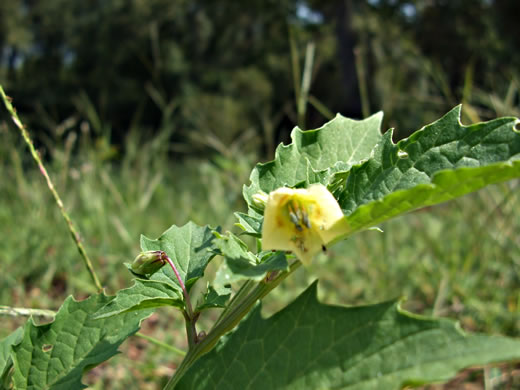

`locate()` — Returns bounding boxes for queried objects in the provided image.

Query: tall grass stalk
[0,86,103,291]
[0,85,199,356]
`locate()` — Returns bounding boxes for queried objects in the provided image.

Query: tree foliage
[1,0,519,151]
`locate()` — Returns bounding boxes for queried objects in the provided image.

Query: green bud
[131,250,167,275]
[252,191,268,211]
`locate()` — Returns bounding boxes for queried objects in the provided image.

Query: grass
[0,122,252,308]
[1,112,519,388]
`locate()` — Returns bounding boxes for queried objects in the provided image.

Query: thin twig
[0,86,103,291]
[163,256,194,318]
[134,332,187,357]
[0,305,56,318]
[164,255,198,347]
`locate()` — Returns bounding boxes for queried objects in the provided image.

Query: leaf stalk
[164,255,198,346]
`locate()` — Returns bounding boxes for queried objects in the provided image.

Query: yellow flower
[261,184,348,265]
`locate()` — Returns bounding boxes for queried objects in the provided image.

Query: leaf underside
[0,327,23,381]
[12,294,151,390]
[196,285,232,312]
[214,233,289,285]
[336,106,520,237]
[93,279,183,319]
[177,282,520,390]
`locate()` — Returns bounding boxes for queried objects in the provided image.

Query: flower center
[286,199,312,232]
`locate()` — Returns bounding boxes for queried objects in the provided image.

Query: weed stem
[0,86,103,292]
[164,255,198,346]
[135,332,186,357]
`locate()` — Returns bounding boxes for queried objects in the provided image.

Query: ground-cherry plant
[1,84,520,389]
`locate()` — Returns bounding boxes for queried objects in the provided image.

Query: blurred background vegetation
[1,0,519,388]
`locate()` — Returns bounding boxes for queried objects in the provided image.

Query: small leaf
[177,282,520,390]
[196,285,232,312]
[214,233,288,284]
[93,279,183,319]
[243,113,383,211]
[12,294,151,390]
[0,327,23,381]
[140,221,218,292]
[215,232,258,264]
[234,212,262,237]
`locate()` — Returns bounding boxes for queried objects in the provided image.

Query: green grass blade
[0,86,103,292]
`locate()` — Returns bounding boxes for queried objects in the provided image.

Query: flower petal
[261,184,348,265]
[287,228,324,266]
[262,188,299,251]
[306,184,348,244]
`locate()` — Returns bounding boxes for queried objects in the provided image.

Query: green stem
[297,42,315,129]
[164,255,198,347]
[163,261,302,390]
[0,86,103,292]
[212,279,255,329]
[289,26,301,119]
[183,310,200,349]
[135,332,186,357]
[354,45,370,119]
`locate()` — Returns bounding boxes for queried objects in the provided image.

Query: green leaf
[0,327,23,383]
[12,294,151,390]
[196,285,232,312]
[234,211,262,237]
[243,113,383,211]
[140,221,218,292]
[93,279,183,319]
[176,282,520,390]
[336,106,520,237]
[214,233,288,284]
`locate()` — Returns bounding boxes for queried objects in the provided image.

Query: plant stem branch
[211,279,255,329]
[164,255,198,347]
[297,41,315,129]
[163,260,302,390]
[0,86,103,292]
[164,256,194,319]
[135,332,186,357]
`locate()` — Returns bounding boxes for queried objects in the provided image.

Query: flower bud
[252,191,269,211]
[131,250,167,275]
